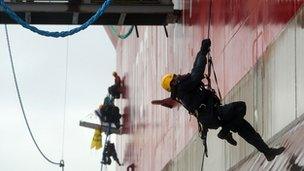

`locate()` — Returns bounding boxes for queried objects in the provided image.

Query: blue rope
[0,0,112,38]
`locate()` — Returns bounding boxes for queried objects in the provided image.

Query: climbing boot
[264,147,285,161]
[217,130,237,146]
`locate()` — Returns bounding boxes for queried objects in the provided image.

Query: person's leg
[196,109,234,147]
[219,101,246,123]
[233,118,285,161]
[234,119,269,153]
[112,107,122,128]
[107,157,112,165]
[217,129,237,146]
[112,153,122,166]
[102,155,111,165]
[217,101,246,145]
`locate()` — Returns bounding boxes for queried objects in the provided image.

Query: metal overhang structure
[0,0,181,25]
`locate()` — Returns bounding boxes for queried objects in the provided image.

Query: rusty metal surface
[112,1,304,170]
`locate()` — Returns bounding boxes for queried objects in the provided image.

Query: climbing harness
[0,0,111,37]
[4,25,65,170]
[109,25,135,39]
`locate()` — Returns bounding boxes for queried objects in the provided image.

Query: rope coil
[0,0,111,37]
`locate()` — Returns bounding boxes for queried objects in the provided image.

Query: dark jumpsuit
[171,46,270,154]
[102,141,121,165]
[98,105,122,129]
[108,75,122,98]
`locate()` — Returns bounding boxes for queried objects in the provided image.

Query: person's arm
[190,39,211,83]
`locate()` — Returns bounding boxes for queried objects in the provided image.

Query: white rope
[61,27,70,160]
[4,24,64,169]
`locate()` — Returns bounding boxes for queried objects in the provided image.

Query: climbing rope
[109,25,134,39]
[4,25,64,170]
[0,0,111,37]
[200,145,205,171]
[60,33,70,171]
[201,1,213,171]
[205,0,222,100]
[100,123,112,171]
[207,0,212,38]
[206,0,212,89]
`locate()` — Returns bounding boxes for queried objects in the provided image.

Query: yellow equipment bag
[91,129,102,150]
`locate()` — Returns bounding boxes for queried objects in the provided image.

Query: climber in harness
[101,140,122,166]
[95,96,122,129]
[157,38,285,161]
[108,72,123,99]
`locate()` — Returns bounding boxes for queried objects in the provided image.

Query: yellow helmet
[161,73,174,92]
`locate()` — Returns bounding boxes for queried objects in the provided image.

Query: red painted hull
[106,1,304,170]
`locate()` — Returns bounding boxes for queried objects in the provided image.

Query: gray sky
[0,25,116,171]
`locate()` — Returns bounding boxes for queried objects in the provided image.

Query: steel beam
[0,2,174,13]
[0,1,180,25]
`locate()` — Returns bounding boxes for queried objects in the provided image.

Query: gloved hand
[201,38,211,54]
